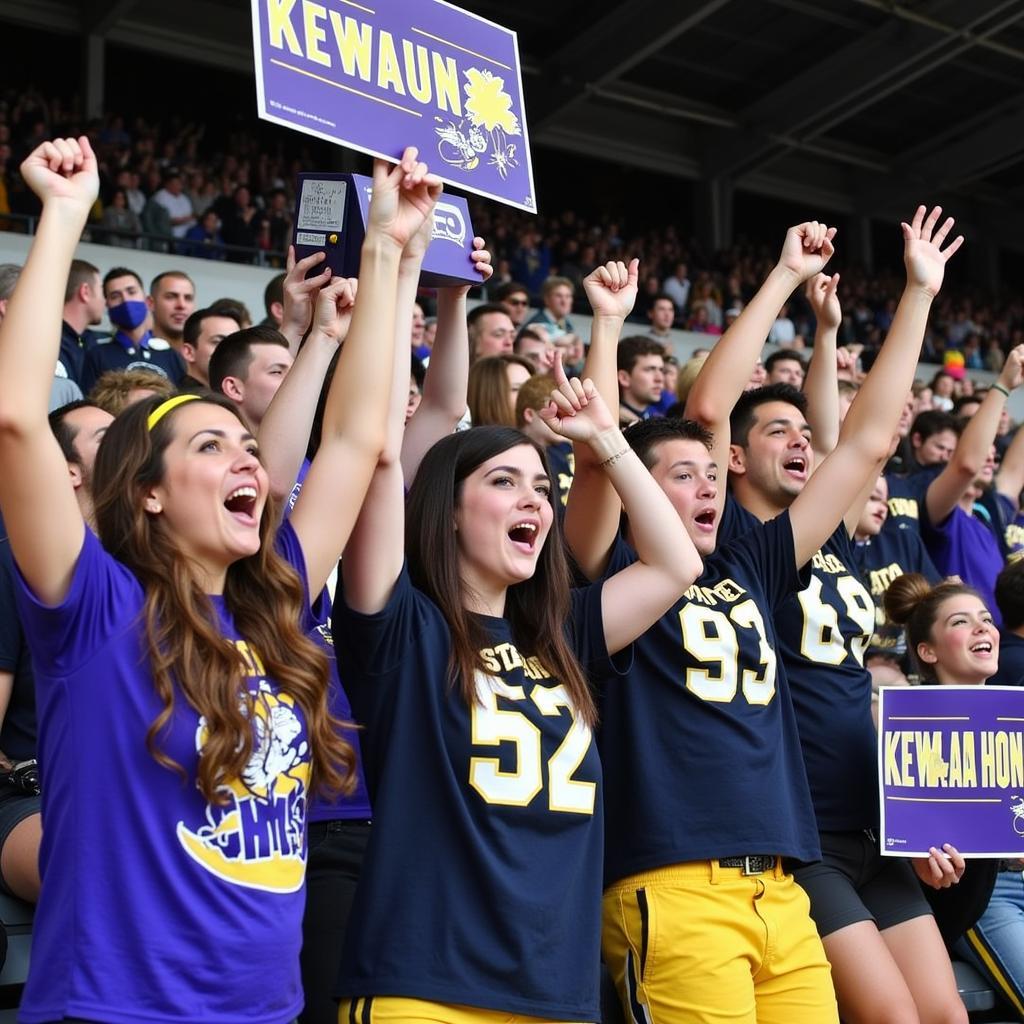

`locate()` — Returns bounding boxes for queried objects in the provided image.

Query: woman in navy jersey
[333,252,704,1022]
[885,574,1024,1020]
[0,136,439,1024]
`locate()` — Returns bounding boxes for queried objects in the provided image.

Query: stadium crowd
[1,112,1024,1024]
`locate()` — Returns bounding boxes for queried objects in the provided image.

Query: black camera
[2,760,40,796]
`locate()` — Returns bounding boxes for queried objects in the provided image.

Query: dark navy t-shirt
[0,538,37,762]
[599,507,820,886]
[989,631,1024,687]
[333,568,620,1021]
[725,502,879,831]
[853,527,941,658]
[883,468,939,536]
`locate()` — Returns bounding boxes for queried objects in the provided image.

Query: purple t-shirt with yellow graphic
[14,523,315,1024]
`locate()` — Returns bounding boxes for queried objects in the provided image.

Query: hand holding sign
[368,147,443,252]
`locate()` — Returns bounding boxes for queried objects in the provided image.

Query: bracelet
[600,446,630,468]
[993,382,1011,398]
[589,427,628,464]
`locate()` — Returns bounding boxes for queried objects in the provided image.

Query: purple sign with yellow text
[880,686,1024,857]
[251,0,537,212]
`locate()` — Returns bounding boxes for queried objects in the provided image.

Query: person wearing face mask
[80,266,186,393]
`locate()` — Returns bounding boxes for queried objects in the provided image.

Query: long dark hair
[405,426,596,725]
[91,394,354,803]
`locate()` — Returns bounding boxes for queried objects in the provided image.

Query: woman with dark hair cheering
[333,258,703,1021]
[0,136,439,1024]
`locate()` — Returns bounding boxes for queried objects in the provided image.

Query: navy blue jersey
[883,468,939,537]
[853,528,941,658]
[989,631,1024,687]
[1006,509,1024,562]
[0,537,36,762]
[727,501,879,830]
[81,333,186,394]
[598,511,820,887]
[333,567,619,1021]
[545,441,575,507]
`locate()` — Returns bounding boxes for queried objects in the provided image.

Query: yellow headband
[147,393,201,431]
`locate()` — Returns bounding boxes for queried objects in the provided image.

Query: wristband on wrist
[993,382,1011,398]
[589,427,627,464]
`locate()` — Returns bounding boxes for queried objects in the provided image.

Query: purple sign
[292,171,478,286]
[251,0,537,212]
[880,686,1024,857]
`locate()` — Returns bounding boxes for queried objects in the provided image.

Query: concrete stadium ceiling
[3,0,1024,245]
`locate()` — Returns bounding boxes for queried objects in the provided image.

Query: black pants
[298,819,371,1024]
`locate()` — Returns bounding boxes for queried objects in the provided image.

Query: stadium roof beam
[83,0,139,36]
[703,0,1024,181]
[527,0,732,130]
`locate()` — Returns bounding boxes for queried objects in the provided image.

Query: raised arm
[790,206,963,567]
[0,138,94,604]
[802,272,842,461]
[277,246,333,355]
[685,222,836,476]
[542,356,702,653]
[562,260,638,580]
[996,384,1024,504]
[926,347,1024,525]
[400,237,491,482]
[258,276,356,504]
[289,148,441,597]
[340,178,437,614]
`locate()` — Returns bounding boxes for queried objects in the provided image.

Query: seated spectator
[89,368,175,416]
[662,262,690,318]
[151,168,195,240]
[764,348,805,388]
[616,336,665,426]
[494,280,531,326]
[179,308,242,390]
[515,372,574,506]
[931,369,956,411]
[467,303,515,360]
[182,209,226,260]
[140,192,173,252]
[646,293,675,344]
[99,188,141,248]
[220,185,261,263]
[525,275,574,340]
[768,302,797,346]
[685,305,722,335]
[466,354,533,428]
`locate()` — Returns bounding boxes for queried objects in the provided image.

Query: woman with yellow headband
[0,136,439,1024]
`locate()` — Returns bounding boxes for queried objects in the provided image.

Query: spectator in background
[179,308,242,391]
[410,302,428,361]
[151,169,194,240]
[89,368,174,416]
[515,372,574,507]
[262,272,285,329]
[494,280,531,326]
[768,301,797,346]
[99,188,141,248]
[688,279,723,328]
[467,354,534,428]
[209,297,253,330]
[148,271,195,349]
[765,348,806,388]
[526,276,575,340]
[646,293,675,344]
[988,560,1024,687]
[686,305,722,335]
[509,226,550,295]
[265,188,293,253]
[60,259,105,385]
[662,261,691,319]
[220,185,261,263]
[183,209,225,260]
[82,267,186,393]
[617,336,665,426]
[140,190,173,252]
[931,370,956,411]
[208,325,294,430]
[467,303,515,360]
[0,264,19,321]
[514,326,555,374]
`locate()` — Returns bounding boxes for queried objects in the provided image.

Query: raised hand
[902,205,964,297]
[582,259,639,320]
[539,351,616,443]
[912,844,965,890]
[805,272,841,331]
[282,245,332,340]
[310,276,359,343]
[998,343,1024,393]
[441,236,493,297]
[777,222,837,282]
[20,136,98,212]
[367,146,442,251]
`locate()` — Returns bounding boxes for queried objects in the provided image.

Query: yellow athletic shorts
[339,996,588,1023]
[602,859,839,1024]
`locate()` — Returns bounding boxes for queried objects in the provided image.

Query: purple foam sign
[879,686,1024,857]
[292,171,478,286]
[252,0,537,213]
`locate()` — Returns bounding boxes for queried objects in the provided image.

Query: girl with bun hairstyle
[884,574,1024,1020]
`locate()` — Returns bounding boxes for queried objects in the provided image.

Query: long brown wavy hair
[92,394,353,803]
[405,426,597,726]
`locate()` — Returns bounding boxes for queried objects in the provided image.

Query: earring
[147,502,162,514]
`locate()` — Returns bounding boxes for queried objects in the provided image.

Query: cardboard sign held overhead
[253,0,537,213]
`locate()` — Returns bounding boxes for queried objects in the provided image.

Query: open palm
[902,205,963,298]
